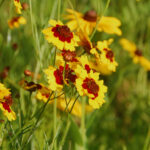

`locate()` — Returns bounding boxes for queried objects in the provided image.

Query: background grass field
[0,0,150,149]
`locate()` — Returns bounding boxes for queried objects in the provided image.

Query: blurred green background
[0,0,150,149]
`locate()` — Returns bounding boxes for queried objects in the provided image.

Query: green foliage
[0,0,150,150]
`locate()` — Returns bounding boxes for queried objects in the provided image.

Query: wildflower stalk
[57,0,61,21]
[90,0,111,40]
[22,92,54,149]
[53,0,61,149]
[53,93,57,150]
[29,0,40,60]
[58,119,71,150]
[67,0,80,28]
[69,94,80,113]
[81,97,86,150]
[49,0,58,20]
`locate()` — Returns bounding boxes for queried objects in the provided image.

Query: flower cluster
[0,83,16,121]
[41,8,121,109]
[8,0,26,29]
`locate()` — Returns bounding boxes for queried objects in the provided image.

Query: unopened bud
[22,2,29,10]
[24,70,32,76]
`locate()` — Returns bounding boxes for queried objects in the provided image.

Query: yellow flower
[14,0,22,14]
[65,9,122,36]
[97,16,122,36]
[36,84,52,103]
[78,55,92,73]
[0,83,16,121]
[42,20,79,51]
[139,57,150,70]
[119,38,136,53]
[56,51,79,68]
[75,65,107,109]
[44,66,63,91]
[8,16,26,29]
[120,38,150,70]
[44,64,77,91]
[77,30,97,55]
[89,39,118,75]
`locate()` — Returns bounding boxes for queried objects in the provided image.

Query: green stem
[54,94,57,150]
[69,95,79,113]
[90,0,111,40]
[81,97,86,150]
[22,92,54,149]
[57,0,61,20]
[67,0,80,28]
[59,119,71,150]
[29,0,39,58]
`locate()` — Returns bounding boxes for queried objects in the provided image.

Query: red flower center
[85,64,91,73]
[104,48,114,62]
[2,102,11,112]
[1,95,13,113]
[52,25,73,43]
[54,66,64,85]
[10,17,20,25]
[62,50,78,62]
[54,65,77,85]
[82,40,92,53]
[82,78,99,99]
[83,10,97,22]
[42,93,50,99]
[135,49,142,56]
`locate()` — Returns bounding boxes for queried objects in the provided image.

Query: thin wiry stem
[90,0,111,40]
[22,92,54,149]
[69,95,80,114]
[57,0,61,20]
[81,97,86,150]
[53,93,57,150]
[58,119,71,150]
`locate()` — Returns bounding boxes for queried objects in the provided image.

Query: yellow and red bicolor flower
[77,30,97,55]
[36,84,52,102]
[62,50,78,62]
[42,20,79,51]
[89,39,118,75]
[19,79,42,92]
[0,83,16,121]
[65,9,122,36]
[75,65,107,109]
[78,55,92,73]
[44,64,77,91]
[8,16,26,29]
[120,38,150,70]
[55,52,79,73]
[14,0,22,14]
